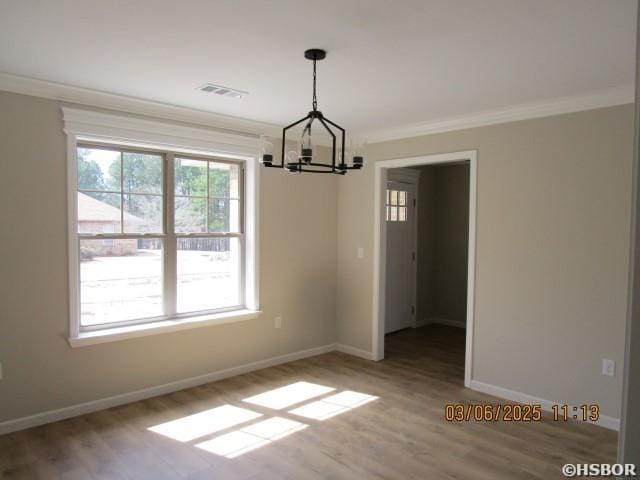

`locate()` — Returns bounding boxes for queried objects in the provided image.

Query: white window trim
[63,107,261,347]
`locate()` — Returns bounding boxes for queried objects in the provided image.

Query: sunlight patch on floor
[149,382,378,459]
[148,404,262,442]
[289,391,379,421]
[242,381,335,409]
[196,417,308,458]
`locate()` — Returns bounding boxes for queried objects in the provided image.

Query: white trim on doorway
[372,150,478,387]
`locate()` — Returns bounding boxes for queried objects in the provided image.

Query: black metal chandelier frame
[261,49,363,175]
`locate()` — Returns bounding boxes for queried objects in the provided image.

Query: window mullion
[119,152,124,233]
[206,160,210,233]
[164,153,177,317]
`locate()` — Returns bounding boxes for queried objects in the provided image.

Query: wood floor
[0,325,617,479]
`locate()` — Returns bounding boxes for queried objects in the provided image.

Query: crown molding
[1,72,633,147]
[359,84,635,144]
[0,71,281,137]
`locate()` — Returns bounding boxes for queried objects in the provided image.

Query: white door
[385,180,417,334]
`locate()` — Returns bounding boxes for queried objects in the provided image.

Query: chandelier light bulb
[300,126,313,164]
[259,135,274,166]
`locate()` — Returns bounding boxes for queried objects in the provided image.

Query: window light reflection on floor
[147,382,379,460]
[148,404,262,442]
[196,417,308,458]
[289,391,379,421]
[242,381,335,409]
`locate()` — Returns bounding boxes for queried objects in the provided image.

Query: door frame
[386,169,421,332]
[372,150,478,387]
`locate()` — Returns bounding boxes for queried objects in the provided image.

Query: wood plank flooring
[0,325,617,479]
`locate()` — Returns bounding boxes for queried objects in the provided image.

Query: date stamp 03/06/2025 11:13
[444,403,600,423]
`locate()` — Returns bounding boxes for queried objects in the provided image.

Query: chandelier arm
[317,116,337,172]
[320,116,346,168]
[294,167,337,173]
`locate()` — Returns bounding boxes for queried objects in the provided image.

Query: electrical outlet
[274,316,282,329]
[602,359,615,377]
[357,247,364,259]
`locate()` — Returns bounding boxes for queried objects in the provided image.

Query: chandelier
[260,49,364,174]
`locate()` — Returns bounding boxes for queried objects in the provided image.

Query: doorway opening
[372,151,477,387]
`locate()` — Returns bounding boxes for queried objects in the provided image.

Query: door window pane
[399,206,407,221]
[177,237,241,313]
[79,238,163,326]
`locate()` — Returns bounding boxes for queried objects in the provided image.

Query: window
[76,144,245,331]
[385,189,408,222]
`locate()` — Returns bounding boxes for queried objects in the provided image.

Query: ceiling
[0,0,636,135]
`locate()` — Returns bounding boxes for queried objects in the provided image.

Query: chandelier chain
[312,59,318,111]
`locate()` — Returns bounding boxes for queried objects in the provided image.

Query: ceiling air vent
[197,83,248,99]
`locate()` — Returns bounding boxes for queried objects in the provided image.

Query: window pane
[386,206,390,221]
[399,191,406,206]
[123,194,163,233]
[209,162,240,198]
[386,189,390,205]
[177,237,241,313]
[77,147,121,192]
[122,152,163,194]
[208,198,240,233]
[175,158,207,196]
[175,197,206,233]
[77,192,122,234]
[399,206,407,221]
[80,238,163,326]
[390,190,398,206]
[390,206,398,221]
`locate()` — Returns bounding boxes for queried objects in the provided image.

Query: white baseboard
[0,343,337,435]
[469,380,620,431]
[431,317,466,329]
[334,343,375,360]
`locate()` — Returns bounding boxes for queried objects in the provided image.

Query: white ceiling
[0,0,636,135]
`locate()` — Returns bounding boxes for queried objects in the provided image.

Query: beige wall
[414,164,469,324]
[337,105,634,418]
[0,90,338,422]
[0,90,634,425]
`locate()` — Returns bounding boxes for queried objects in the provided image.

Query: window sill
[68,309,262,348]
